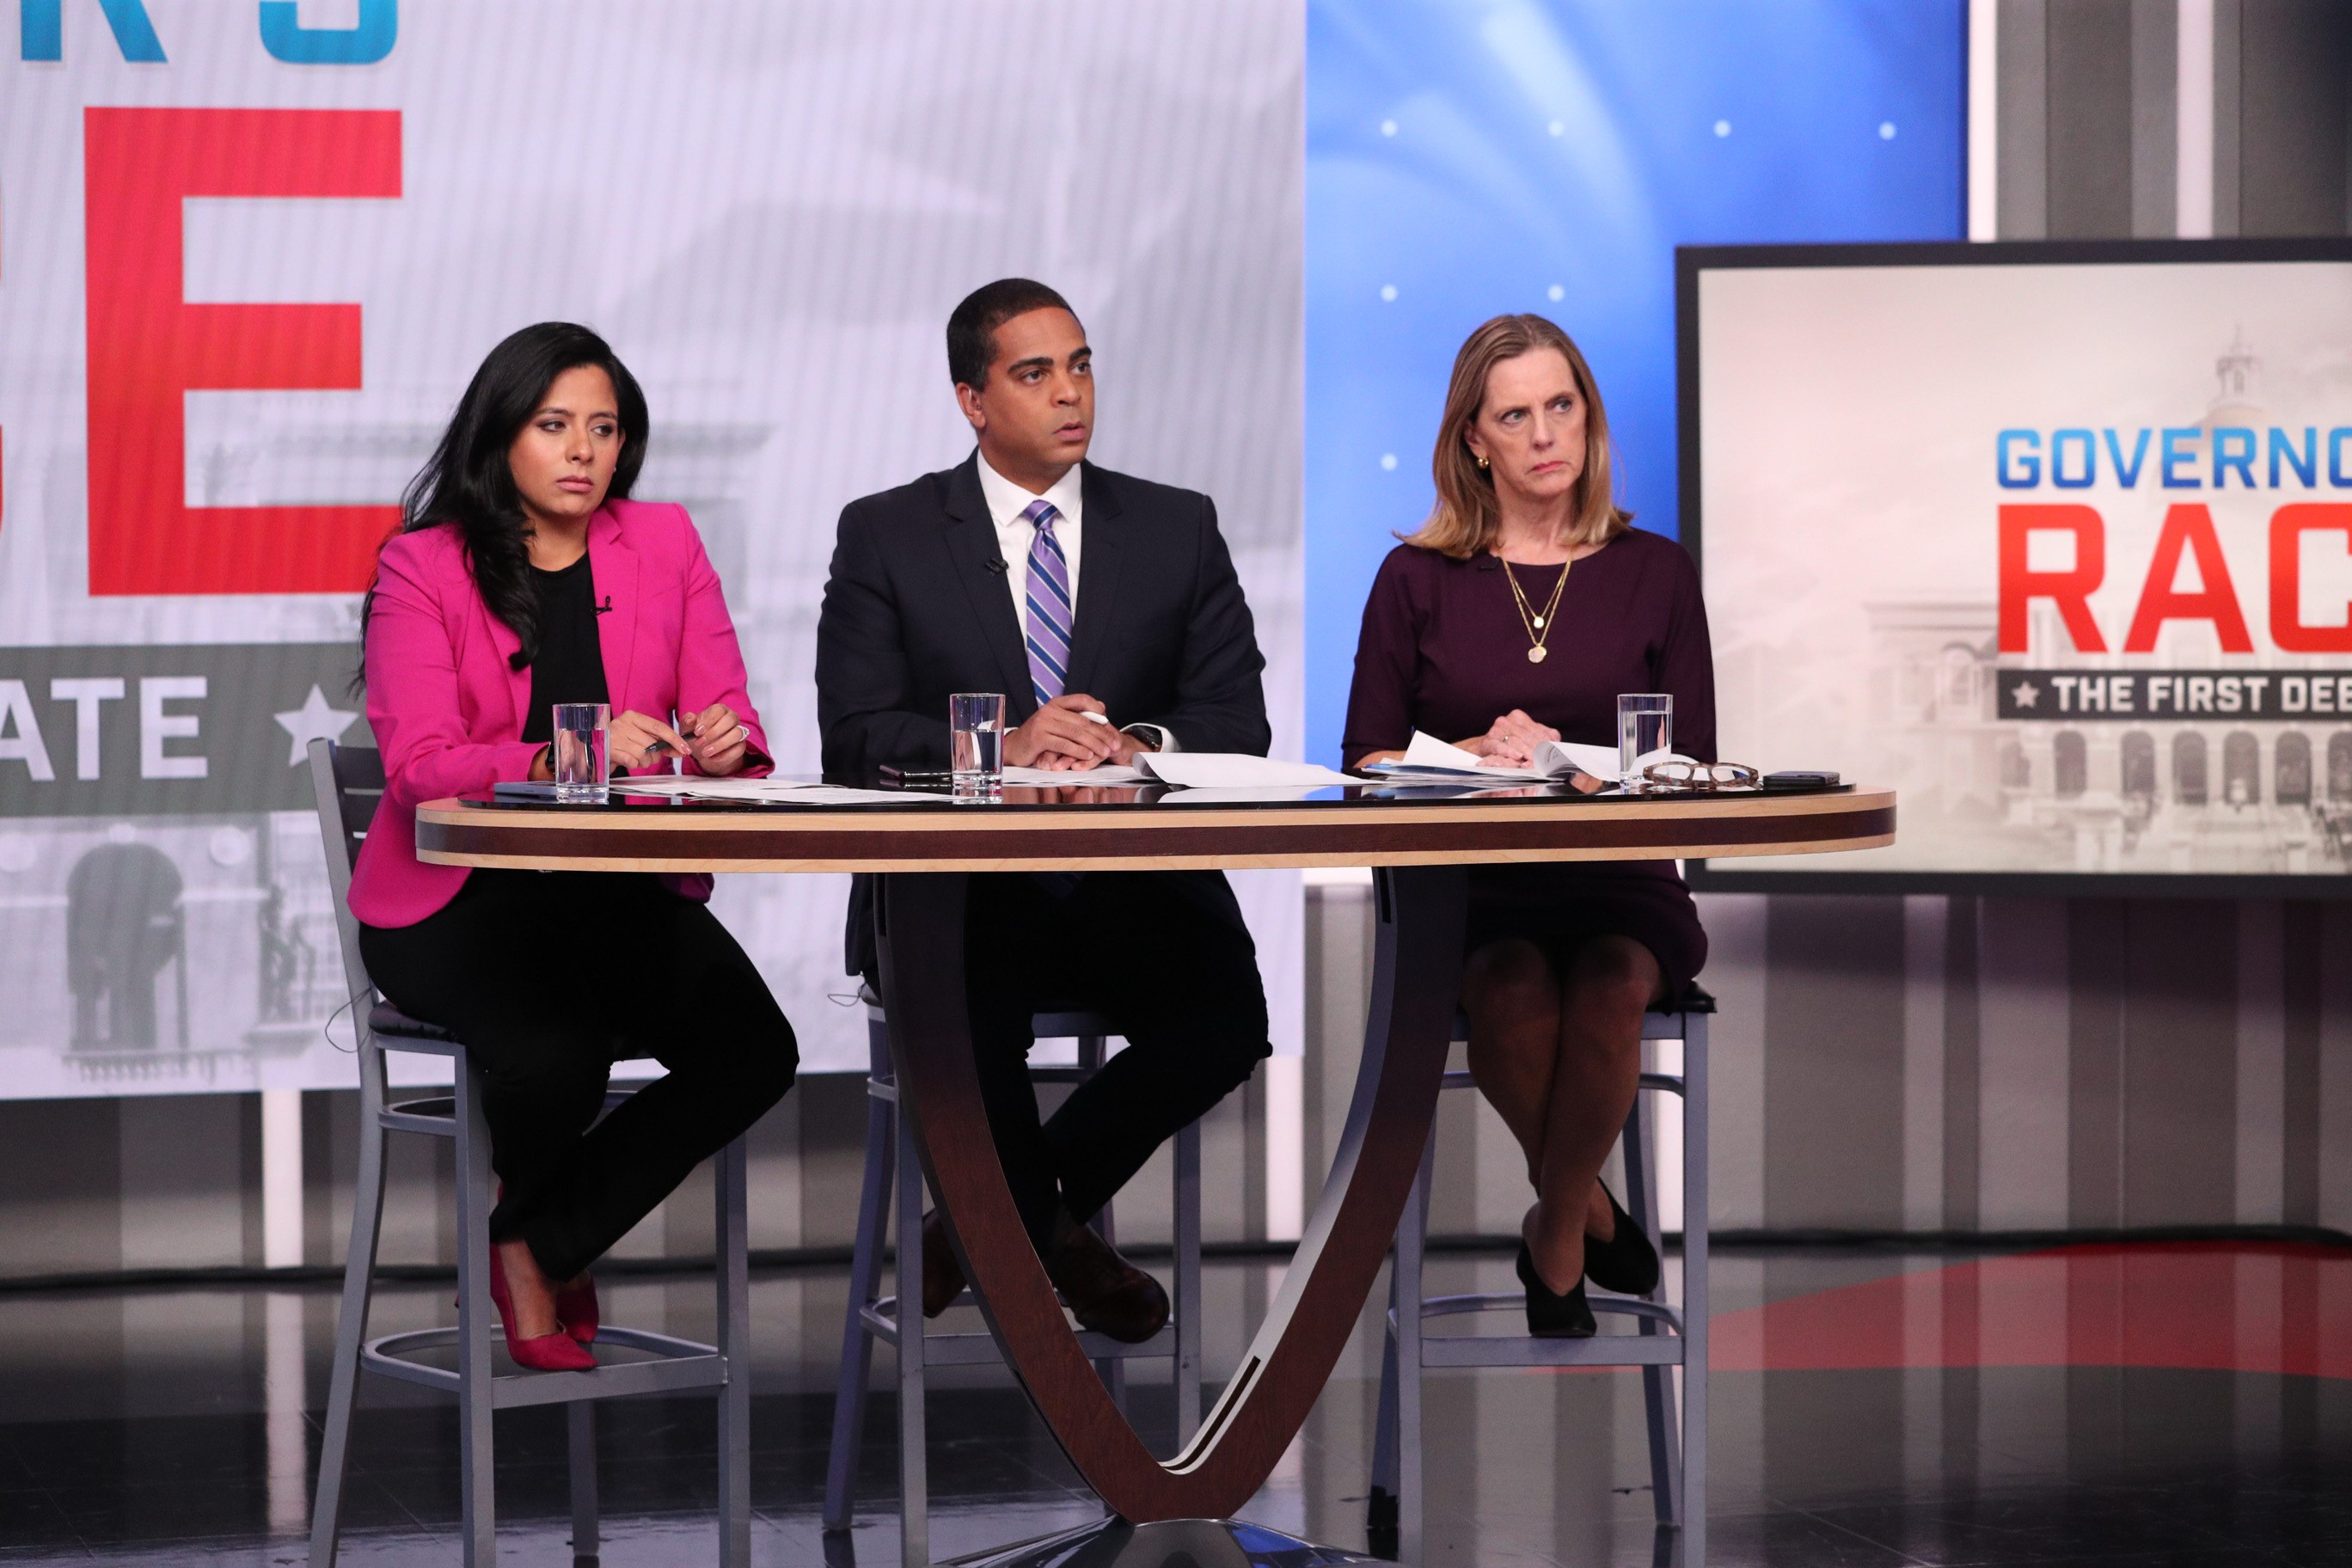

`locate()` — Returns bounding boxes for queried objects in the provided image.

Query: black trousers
[360,871,798,1282]
[940,872,1272,1250]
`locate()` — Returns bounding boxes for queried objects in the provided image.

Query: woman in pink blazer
[355,323,796,1370]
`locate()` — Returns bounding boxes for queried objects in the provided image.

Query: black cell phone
[1761,770,1841,791]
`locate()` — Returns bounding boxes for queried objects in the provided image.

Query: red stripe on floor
[1698,1243,2352,1380]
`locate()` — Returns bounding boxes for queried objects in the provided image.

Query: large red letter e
[84,107,401,595]
[1998,505,2106,653]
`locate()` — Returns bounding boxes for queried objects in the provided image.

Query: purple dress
[1341,530,1716,993]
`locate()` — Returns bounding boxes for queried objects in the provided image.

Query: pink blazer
[351,499,771,928]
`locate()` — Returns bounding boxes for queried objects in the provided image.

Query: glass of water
[1616,693,1673,787]
[551,703,610,803]
[949,692,1005,796]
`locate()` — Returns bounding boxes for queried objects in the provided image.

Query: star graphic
[2011,680,2040,710]
[274,683,358,766]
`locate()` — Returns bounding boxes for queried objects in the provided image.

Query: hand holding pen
[624,704,751,776]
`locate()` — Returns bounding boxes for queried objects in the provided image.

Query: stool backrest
[314,741,384,873]
[306,738,389,1091]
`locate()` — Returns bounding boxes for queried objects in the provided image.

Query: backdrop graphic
[0,2,1305,1094]
[1690,244,2352,884]
[1303,0,1963,769]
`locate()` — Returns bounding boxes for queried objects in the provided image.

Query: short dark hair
[946,278,1078,389]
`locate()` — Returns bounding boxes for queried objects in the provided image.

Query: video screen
[1684,241,2352,889]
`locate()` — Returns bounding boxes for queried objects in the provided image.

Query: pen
[1081,711,1110,726]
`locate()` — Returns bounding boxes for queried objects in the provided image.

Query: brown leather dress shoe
[919,1210,965,1319]
[1046,1223,1170,1344]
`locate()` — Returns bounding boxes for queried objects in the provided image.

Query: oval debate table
[419,778,1892,1564]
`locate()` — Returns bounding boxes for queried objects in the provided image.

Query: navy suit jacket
[816,452,1271,974]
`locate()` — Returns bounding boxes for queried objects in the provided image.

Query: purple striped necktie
[1022,499,1074,707]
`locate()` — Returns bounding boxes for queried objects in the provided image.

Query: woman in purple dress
[1343,314,1715,1338]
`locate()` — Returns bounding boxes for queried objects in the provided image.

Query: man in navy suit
[817,279,1273,1341]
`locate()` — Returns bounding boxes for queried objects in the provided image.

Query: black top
[814,453,1271,774]
[519,554,610,744]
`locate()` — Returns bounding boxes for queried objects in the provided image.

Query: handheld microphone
[594,595,615,614]
[983,558,1008,574]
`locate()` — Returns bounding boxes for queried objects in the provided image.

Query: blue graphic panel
[1306,0,1965,765]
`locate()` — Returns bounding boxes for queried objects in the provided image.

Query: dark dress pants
[954,871,1272,1250]
[360,870,798,1282]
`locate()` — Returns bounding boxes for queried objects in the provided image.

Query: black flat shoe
[1516,1241,1597,1338]
[1583,1182,1661,1297]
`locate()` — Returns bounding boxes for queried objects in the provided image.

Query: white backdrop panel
[0,1,1305,1093]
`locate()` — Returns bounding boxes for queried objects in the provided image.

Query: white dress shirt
[976,450,1085,632]
[971,450,1173,751]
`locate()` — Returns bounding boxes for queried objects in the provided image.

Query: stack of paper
[1136,753,1356,790]
[1001,762,1155,786]
[1000,754,1354,791]
[1361,731,1649,786]
[600,755,1357,802]
[608,777,910,805]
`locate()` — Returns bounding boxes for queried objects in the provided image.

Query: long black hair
[359,322,650,676]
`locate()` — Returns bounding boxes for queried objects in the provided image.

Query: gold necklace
[1499,554,1571,663]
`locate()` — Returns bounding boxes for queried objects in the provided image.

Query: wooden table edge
[413,787,1894,873]
[416,786,1891,836]
[416,836,1896,874]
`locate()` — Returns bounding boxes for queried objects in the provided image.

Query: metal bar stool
[824,987,1205,1568]
[304,740,754,1568]
[1369,988,1712,1566]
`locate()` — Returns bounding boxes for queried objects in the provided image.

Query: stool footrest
[1418,1289,1681,1331]
[861,1297,1180,1364]
[1421,1332,1687,1369]
[1402,1291,1686,1369]
[361,1324,731,1408]
[1436,1069,1684,1096]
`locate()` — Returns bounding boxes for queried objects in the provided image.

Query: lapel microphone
[983,558,1008,574]
[594,595,615,614]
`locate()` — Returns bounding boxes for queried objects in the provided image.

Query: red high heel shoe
[554,1273,599,1344]
[487,1243,596,1371]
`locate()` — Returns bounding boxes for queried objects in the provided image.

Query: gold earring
[1475,455,1490,470]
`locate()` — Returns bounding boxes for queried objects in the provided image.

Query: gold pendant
[1528,646,1547,664]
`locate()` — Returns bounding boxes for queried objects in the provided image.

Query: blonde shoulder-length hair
[1402,313,1632,560]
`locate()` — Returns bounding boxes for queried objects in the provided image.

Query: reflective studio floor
[0,1242,2345,1566]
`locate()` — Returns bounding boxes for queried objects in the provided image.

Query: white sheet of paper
[1001,763,1155,786]
[609,776,803,799]
[1398,731,1502,774]
[1379,731,1552,781]
[1532,738,1626,780]
[770,786,934,804]
[1136,752,1357,789]
[609,777,910,805]
[1375,731,1667,785]
[1155,784,1350,805]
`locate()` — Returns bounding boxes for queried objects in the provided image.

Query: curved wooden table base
[413,787,1897,1526]
[876,866,1466,1522]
